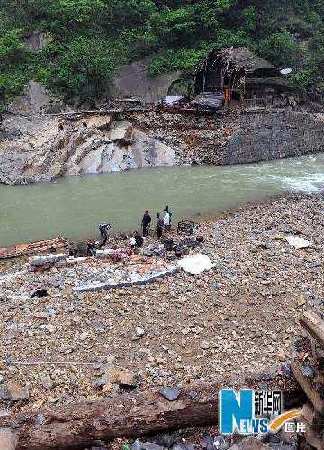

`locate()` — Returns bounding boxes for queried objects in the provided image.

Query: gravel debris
[0,192,323,416]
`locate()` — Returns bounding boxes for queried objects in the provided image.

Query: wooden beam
[0,381,302,450]
[6,386,218,450]
[291,362,324,415]
[300,310,324,348]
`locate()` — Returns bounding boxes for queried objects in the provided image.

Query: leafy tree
[0,0,323,100]
[258,31,301,67]
[40,36,127,99]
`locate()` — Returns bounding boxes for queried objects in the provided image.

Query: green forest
[0,0,324,102]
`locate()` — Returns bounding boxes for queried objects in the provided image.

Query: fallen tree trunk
[291,362,324,415]
[300,310,324,347]
[0,378,303,450]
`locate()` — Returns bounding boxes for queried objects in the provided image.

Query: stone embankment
[0,105,324,185]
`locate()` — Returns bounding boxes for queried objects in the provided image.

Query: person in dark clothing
[156,213,164,239]
[86,240,96,256]
[141,210,151,237]
[133,231,144,248]
[98,223,111,247]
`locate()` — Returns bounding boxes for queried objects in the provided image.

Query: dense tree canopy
[0,0,323,102]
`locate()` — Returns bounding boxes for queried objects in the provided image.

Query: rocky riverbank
[0,193,323,422]
[0,104,324,185]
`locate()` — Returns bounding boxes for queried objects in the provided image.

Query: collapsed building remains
[194,47,294,107]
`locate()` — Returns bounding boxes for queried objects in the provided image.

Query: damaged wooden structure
[194,47,293,104]
[0,237,68,260]
[292,310,324,449]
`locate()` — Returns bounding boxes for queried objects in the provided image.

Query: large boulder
[111,58,181,104]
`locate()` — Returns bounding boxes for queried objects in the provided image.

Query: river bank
[0,105,323,186]
[0,192,322,420]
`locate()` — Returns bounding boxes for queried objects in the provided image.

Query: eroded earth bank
[1,106,324,185]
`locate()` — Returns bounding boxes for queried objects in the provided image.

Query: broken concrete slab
[29,254,67,267]
[73,265,178,293]
[82,115,112,130]
[110,121,133,142]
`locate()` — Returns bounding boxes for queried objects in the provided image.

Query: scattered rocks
[159,387,181,401]
[228,437,270,450]
[0,193,322,412]
[300,364,315,378]
[135,327,146,338]
[0,382,29,401]
[200,341,210,350]
[110,369,138,389]
[40,375,53,390]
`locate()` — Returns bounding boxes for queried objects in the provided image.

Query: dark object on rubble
[87,241,97,256]
[196,236,204,243]
[134,232,144,248]
[163,239,175,251]
[174,246,184,258]
[159,95,188,111]
[174,245,189,257]
[177,220,195,235]
[319,357,324,371]
[31,289,48,298]
[182,238,199,249]
[70,242,89,257]
[191,91,224,112]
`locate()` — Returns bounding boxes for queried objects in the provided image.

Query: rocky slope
[0,113,177,184]
[1,104,324,185]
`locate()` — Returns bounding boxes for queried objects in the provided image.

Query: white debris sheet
[177,254,214,275]
[74,262,178,292]
[285,236,311,249]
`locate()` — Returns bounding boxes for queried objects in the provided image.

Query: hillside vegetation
[0,0,324,103]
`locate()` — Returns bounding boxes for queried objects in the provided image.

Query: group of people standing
[97,205,173,251]
[141,205,172,238]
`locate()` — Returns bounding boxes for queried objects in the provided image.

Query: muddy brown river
[1,153,324,247]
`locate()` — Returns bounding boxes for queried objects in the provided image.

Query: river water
[1,153,324,247]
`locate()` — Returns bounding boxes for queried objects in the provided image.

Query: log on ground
[0,378,303,450]
[300,310,324,348]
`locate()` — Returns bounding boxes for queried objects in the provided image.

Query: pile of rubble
[0,193,323,421]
